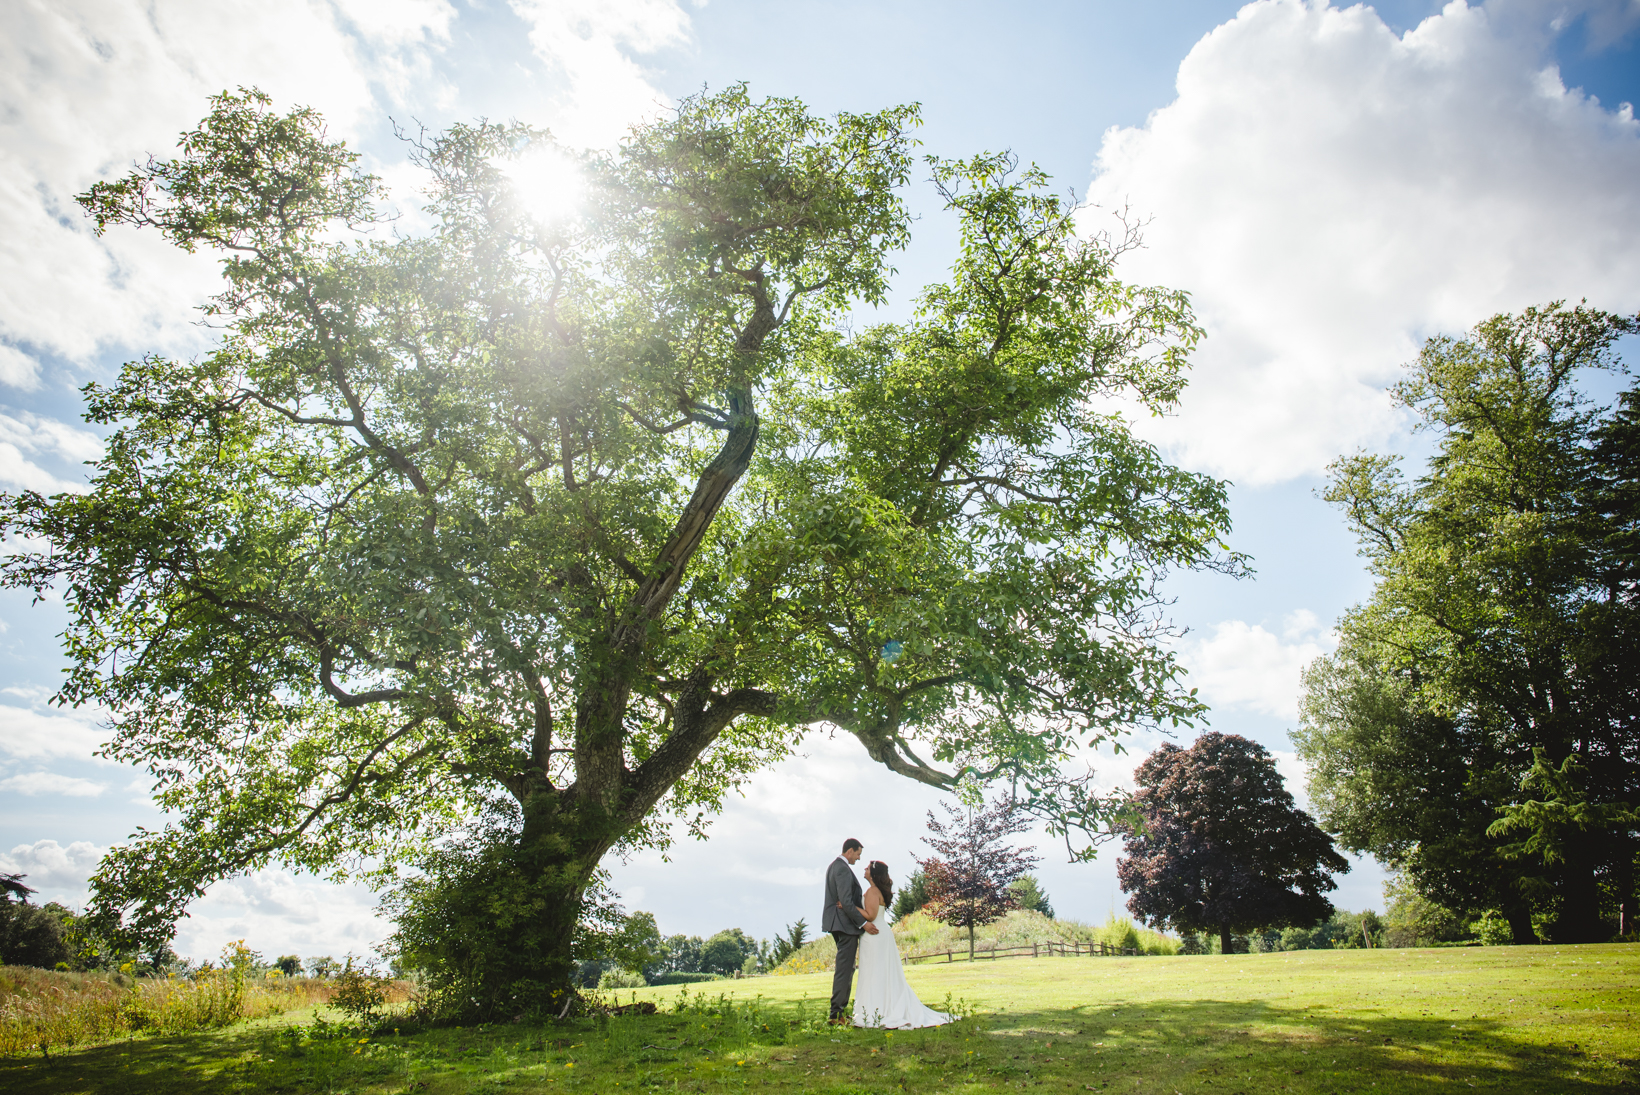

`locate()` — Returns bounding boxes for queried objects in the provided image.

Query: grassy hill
[774,909,1178,973]
[4,943,1637,1092]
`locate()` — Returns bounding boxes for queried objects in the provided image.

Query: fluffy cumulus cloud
[0,691,113,762]
[0,838,104,905]
[0,0,697,390]
[0,837,387,961]
[508,0,693,146]
[170,870,392,965]
[0,409,103,493]
[1177,609,1334,720]
[0,0,455,383]
[1085,0,1640,485]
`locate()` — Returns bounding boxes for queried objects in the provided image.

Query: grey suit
[822,856,865,1019]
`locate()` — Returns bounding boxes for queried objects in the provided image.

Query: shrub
[329,961,391,1022]
[1475,912,1516,946]
[647,971,722,986]
[598,968,646,990]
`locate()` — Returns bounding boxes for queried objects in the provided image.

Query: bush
[1475,912,1516,946]
[330,961,391,1021]
[598,968,646,990]
[1,944,365,1056]
[646,971,722,986]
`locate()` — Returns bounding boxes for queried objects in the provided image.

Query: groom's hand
[864,923,880,934]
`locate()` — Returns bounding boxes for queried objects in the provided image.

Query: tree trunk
[1504,899,1537,946]
[1617,838,1636,939]
[1552,844,1607,944]
[406,790,626,1019]
[1219,928,1233,956]
[968,920,975,961]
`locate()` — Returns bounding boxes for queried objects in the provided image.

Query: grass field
[3,943,1636,1093]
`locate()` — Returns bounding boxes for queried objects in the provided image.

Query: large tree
[1,88,1235,1013]
[1117,733,1347,955]
[1296,303,1640,943]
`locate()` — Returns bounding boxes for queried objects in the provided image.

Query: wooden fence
[903,939,1141,964]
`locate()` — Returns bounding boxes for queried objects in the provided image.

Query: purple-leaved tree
[918,798,1040,960]
[1117,732,1348,954]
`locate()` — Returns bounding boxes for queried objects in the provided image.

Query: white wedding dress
[852,900,951,1029]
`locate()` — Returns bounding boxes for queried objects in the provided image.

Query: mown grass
[3,943,1636,1093]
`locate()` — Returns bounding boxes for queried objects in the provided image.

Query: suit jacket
[821,856,865,935]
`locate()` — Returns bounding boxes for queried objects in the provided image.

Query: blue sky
[2,0,1638,962]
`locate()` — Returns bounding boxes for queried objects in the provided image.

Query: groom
[821,837,879,1022]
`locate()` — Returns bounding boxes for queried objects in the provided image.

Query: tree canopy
[1,86,1236,1012]
[1117,732,1347,955]
[1295,303,1640,943]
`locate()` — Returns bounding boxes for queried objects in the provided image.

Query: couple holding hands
[821,838,951,1028]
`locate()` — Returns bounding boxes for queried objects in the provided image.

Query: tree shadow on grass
[991,996,1639,1093]
[0,1019,336,1095]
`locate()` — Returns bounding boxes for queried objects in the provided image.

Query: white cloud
[508,0,693,146]
[1269,748,1312,807]
[0,702,112,762]
[1179,614,1333,720]
[1085,0,1640,485]
[0,409,103,493]
[171,869,392,964]
[0,345,40,390]
[0,770,106,797]
[0,838,104,904]
[0,0,452,380]
[0,836,389,962]
[0,0,692,390]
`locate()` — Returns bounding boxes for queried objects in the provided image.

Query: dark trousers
[830,930,860,1019]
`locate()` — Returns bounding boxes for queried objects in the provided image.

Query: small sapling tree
[768,918,809,966]
[919,798,1040,959]
[1117,733,1348,954]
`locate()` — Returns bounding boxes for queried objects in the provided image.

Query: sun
[505,144,584,227]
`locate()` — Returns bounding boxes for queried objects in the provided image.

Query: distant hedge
[647,972,723,986]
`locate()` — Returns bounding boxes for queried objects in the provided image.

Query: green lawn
[4,943,1637,1093]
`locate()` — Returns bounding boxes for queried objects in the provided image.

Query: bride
[845,860,951,1029]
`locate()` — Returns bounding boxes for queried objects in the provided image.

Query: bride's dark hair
[867,860,893,908]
